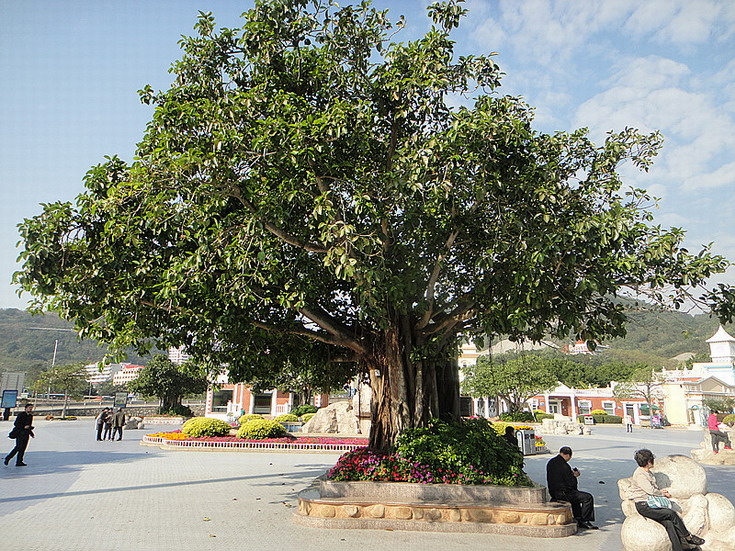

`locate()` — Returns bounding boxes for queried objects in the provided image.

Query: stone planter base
[295,477,576,537]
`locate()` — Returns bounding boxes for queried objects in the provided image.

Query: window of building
[211,389,233,413]
[578,401,592,415]
[253,392,273,414]
[602,401,615,416]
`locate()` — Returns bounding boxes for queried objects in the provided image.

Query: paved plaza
[2,419,734,551]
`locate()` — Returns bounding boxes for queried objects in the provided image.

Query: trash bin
[516,429,537,455]
[583,415,595,425]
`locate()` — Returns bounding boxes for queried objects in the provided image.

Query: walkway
[1,420,732,551]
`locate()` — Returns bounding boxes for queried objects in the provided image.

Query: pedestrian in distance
[103,408,114,440]
[95,408,109,441]
[707,410,732,453]
[546,446,598,530]
[112,408,126,441]
[623,413,634,433]
[626,449,705,551]
[4,403,35,467]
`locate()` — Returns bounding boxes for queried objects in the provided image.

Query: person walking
[626,449,705,550]
[546,446,598,530]
[707,410,732,453]
[623,413,634,433]
[112,408,126,441]
[95,408,109,441]
[4,403,35,467]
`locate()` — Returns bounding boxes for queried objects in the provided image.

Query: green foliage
[159,404,193,417]
[181,417,232,437]
[462,355,557,413]
[128,355,208,412]
[533,410,554,421]
[33,362,88,398]
[395,418,529,486]
[274,413,299,423]
[722,414,735,427]
[499,411,535,422]
[236,418,289,439]
[12,0,733,451]
[490,422,534,436]
[591,409,607,415]
[577,414,623,424]
[300,412,316,423]
[703,397,735,413]
[290,404,318,417]
[237,413,263,425]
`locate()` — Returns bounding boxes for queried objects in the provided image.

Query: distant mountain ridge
[0,308,152,383]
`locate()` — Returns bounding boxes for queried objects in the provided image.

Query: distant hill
[0,309,153,384]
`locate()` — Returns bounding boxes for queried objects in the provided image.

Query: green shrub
[291,404,318,417]
[395,418,531,486]
[533,410,554,421]
[238,413,263,425]
[723,414,735,427]
[181,417,232,437]
[300,412,316,423]
[499,411,534,422]
[591,409,607,416]
[274,413,299,423]
[577,414,622,424]
[491,422,534,436]
[237,418,290,439]
[159,404,193,417]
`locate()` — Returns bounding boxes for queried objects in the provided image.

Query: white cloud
[683,160,735,191]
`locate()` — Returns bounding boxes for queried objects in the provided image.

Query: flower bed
[141,430,368,452]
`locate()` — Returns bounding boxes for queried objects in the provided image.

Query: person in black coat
[4,403,35,467]
[546,446,597,530]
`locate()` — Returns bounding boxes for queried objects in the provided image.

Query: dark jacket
[112,411,126,428]
[546,454,577,499]
[10,411,34,439]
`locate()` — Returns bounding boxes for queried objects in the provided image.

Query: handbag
[647,495,672,509]
[8,428,18,439]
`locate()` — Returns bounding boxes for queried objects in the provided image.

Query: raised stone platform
[295,477,577,536]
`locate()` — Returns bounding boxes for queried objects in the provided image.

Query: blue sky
[1,0,734,310]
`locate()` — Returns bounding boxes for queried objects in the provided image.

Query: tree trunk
[62,392,69,418]
[367,322,457,452]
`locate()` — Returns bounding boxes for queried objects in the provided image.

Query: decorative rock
[621,516,671,551]
[425,508,441,521]
[690,428,735,466]
[301,401,359,434]
[680,494,707,536]
[448,509,461,522]
[537,419,585,436]
[344,505,360,518]
[319,505,336,518]
[394,507,413,520]
[368,504,385,518]
[652,455,707,499]
[707,493,735,528]
[501,512,520,524]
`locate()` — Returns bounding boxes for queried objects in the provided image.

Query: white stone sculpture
[536,418,585,436]
[618,455,735,551]
[300,401,360,434]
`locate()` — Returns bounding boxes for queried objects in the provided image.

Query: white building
[85,362,124,384]
[112,364,146,386]
[168,346,191,365]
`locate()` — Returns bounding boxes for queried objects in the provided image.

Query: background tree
[127,355,208,415]
[612,365,666,419]
[33,362,88,418]
[461,354,558,413]
[702,397,735,414]
[13,0,733,450]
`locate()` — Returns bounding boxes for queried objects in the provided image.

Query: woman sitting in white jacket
[627,449,705,551]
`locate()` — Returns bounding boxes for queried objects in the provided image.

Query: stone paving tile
[1,419,734,551]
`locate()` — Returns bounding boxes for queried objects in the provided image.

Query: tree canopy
[127,355,208,414]
[461,354,558,413]
[33,362,88,418]
[14,0,733,449]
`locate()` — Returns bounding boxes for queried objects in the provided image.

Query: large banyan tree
[14,0,734,450]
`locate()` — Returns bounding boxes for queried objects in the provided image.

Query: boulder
[537,419,585,436]
[301,401,359,434]
[124,416,143,430]
[618,454,735,551]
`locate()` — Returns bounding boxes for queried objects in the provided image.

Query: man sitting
[546,446,598,530]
